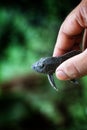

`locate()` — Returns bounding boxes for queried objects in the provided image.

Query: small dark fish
[32,50,81,91]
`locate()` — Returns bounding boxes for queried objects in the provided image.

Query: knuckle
[78,1,87,27]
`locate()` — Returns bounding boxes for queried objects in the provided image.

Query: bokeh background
[0,0,87,130]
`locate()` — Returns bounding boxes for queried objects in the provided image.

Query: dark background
[1,0,87,130]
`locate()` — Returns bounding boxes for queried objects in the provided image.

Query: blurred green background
[0,0,87,130]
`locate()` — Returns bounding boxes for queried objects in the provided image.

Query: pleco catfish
[32,50,81,91]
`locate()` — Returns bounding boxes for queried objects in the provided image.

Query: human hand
[53,0,87,80]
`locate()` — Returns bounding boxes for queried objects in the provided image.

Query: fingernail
[56,70,69,80]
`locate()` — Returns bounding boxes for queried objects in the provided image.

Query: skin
[53,0,87,80]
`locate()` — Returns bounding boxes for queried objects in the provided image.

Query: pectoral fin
[71,79,79,85]
[47,74,58,91]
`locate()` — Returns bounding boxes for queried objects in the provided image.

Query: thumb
[56,49,87,80]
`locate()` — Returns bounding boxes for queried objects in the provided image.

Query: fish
[32,50,81,91]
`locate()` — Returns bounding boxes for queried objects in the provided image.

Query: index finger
[53,2,84,56]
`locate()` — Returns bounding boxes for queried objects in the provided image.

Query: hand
[53,0,87,80]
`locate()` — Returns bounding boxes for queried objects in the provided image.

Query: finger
[56,49,87,80]
[53,0,87,56]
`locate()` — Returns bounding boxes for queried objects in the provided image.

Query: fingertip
[53,47,67,57]
[56,69,69,80]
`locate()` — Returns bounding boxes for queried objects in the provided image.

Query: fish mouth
[32,64,39,72]
[32,64,35,70]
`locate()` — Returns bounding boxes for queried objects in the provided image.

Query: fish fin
[71,79,79,85]
[47,74,58,91]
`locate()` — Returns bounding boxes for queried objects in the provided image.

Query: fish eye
[40,63,45,68]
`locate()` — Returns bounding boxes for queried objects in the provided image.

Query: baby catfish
[32,50,81,91]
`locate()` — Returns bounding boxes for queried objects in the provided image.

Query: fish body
[32,50,81,91]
